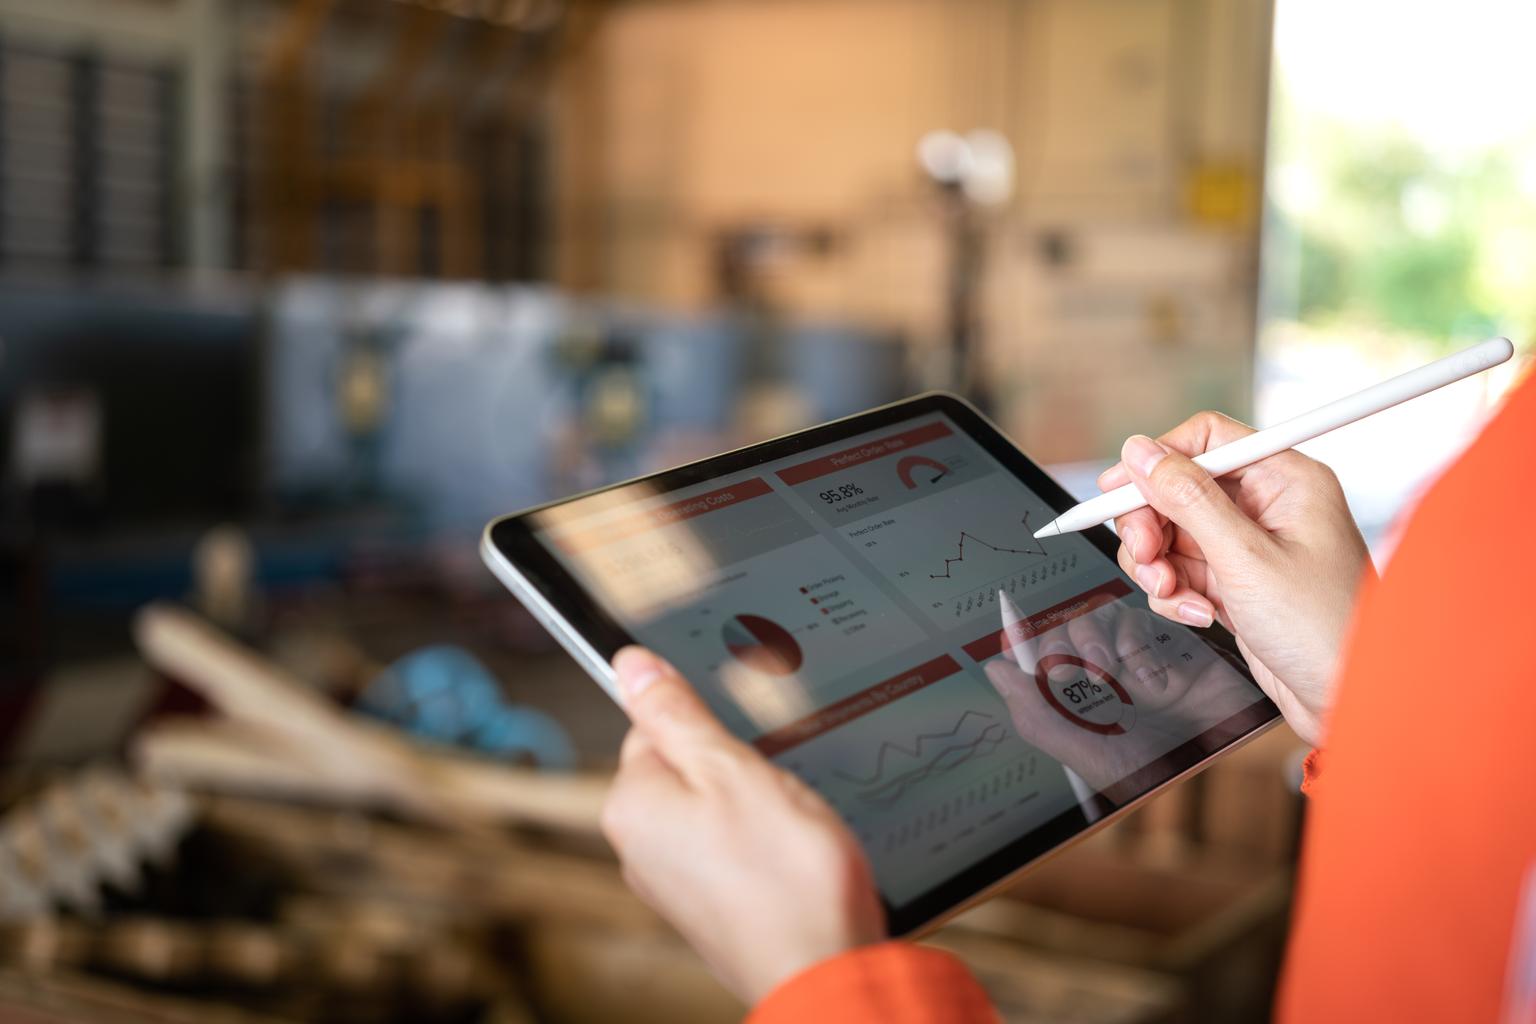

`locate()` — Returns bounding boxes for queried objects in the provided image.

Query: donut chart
[722,614,804,676]
[1034,654,1135,735]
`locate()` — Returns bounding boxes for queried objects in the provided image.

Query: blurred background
[0,0,1529,1021]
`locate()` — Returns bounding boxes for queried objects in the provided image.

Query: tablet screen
[520,406,1272,923]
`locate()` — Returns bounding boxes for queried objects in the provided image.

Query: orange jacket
[751,369,1536,1024]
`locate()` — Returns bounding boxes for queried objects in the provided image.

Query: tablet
[482,393,1279,934]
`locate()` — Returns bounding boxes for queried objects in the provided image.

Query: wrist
[740,913,886,1004]
[743,940,875,1006]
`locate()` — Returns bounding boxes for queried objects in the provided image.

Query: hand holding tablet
[482,394,1344,933]
[602,646,886,1004]
[481,392,1392,999]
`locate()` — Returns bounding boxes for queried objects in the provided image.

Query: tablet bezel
[483,392,1281,935]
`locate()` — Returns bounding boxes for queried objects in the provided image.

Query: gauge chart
[721,613,804,676]
[896,454,952,490]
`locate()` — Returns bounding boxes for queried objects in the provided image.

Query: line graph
[833,709,997,786]
[853,723,1008,806]
[928,512,1048,580]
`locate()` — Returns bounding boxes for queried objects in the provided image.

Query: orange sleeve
[1299,748,1322,796]
[747,943,998,1024]
[1277,367,1536,1023]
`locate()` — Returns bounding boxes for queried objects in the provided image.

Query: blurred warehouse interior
[2,0,1283,663]
[0,0,1529,1021]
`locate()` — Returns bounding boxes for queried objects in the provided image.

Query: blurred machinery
[0,285,255,535]
[0,0,569,280]
[264,277,909,528]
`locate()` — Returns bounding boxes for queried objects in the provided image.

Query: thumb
[1121,434,1273,565]
[612,646,739,771]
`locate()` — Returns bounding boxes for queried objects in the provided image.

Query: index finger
[603,728,688,851]
[612,646,748,779]
[1097,411,1258,491]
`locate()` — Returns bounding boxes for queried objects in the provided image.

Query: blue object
[357,645,577,770]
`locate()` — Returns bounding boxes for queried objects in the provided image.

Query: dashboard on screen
[491,398,1276,930]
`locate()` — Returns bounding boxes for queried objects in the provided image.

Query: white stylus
[1034,336,1516,538]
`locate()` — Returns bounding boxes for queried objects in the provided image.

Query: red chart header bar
[753,654,962,757]
[551,478,772,553]
[962,578,1133,662]
[776,421,953,485]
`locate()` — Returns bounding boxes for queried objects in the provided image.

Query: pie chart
[722,614,803,676]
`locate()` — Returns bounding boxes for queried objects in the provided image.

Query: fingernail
[616,649,666,700]
[1121,525,1139,561]
[1085,644,1113,671]
[1123,435,1168,478]
[1134,564,1161,593]
[1177,602,1213,628]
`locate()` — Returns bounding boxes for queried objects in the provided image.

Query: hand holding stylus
[1094,411,1374,747]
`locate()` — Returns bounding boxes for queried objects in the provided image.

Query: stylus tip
[1033,521,1061,539]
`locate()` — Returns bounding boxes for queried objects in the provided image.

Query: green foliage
[1270,93,1535,350]
[1294,226,1344,317]
[1358,231,1477,337]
